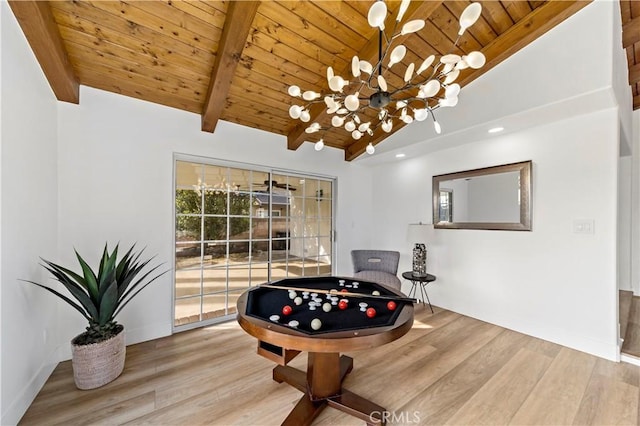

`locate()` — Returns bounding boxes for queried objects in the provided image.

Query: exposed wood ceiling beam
[634,95,640,110]
[344,0,592,161]
[8,0,79,104]
[201,1,260,133]
[623,14,640,48]
[286,1,444,151]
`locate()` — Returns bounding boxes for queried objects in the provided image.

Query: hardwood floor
[20,306,640,425]
[623,295,640,358]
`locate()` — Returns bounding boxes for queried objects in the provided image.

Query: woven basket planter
[71,329,126,390]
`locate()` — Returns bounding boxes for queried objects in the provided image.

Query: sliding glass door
[174,158,334,330]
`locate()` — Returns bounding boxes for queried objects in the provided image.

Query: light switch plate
[572,219,595,234]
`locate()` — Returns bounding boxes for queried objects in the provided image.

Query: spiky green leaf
[20,279,92,322]
[98,278,119,325]
[75,250,99,302]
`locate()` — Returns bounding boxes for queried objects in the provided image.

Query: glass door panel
[174,159,334,330]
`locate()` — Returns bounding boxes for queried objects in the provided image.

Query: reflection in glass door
[174,158,334,329]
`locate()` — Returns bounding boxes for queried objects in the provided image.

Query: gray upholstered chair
[351,250,402,291]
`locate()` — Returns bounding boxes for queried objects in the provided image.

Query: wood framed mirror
[432,160,532,231]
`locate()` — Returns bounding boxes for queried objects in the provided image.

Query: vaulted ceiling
[8,1,599,161]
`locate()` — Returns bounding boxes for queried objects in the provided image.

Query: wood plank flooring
[20,306,640,425]
[623,295,640,358]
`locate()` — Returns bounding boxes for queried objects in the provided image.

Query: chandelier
[287,0,486,155]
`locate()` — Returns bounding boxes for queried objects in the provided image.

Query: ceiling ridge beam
[286,0,445,151]
[344,0,591,161]
[201,1,261,133]
[8,0,79,104]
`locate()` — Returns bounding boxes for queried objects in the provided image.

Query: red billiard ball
[282,305,293,316]
[338,300,348,310]
[341,289,349,293]
[366,307,376,318]
[387,301,397,311]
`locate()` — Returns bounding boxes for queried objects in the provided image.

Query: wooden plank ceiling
[9,0,592,161]
[621,0,640,110]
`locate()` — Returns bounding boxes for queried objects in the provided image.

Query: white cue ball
[372,290,381,296]
[294,297,303,305]
[322,302,332,312]
[288,291,297,299]
[311,318,322,330]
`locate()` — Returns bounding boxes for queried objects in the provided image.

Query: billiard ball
[366,307,377,318]
[288,291,297,299]
[311,318,322,330]
[372,290,381,296]
[338,300,348,310]
[387,301,397,311]
[359,302,368,312]
[341,289,349,293]
[288,320,299,328]
[294,297,303,306]
[282,305,293,316]
[269,315,280,322]
[322,302,332,312]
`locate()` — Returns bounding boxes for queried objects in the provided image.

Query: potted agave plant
[23,243,166,390]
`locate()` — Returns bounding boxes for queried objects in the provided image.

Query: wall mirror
[432,160,532,231]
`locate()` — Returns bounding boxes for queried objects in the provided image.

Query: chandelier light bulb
[434,120,442,134]
[327,66,334,84]
[421,80,440,98]
[331,115,345,127]
[345,93,360,111]
[445,83,461,99]
[417,55,435,75]
[455,58,470,70]
[397,0,410,22]
[366,143,375,155]
[358,122,371,132]
[289,105,302,119]
[352,56,361,77]
[396,100,407,108]
[336,108,349,115]
[300,109,311,122]
[466,51,486,69]
[288,85,301,97]
[459,2,482,35]
[382,119,393,133]
[359,60,373,74]
[377,75,388,91]
[352,130,363,140]
[388,45,407,68]
[345,121,356,132]
[444,69,460,85]
[368,1,387,30]
[329,76,348,92]
[353,114,361,124]
[414,108,428,121]
[305,122,321,133]
[404,63,415,83]
[314,139,324,151]
[302,91,320,101]
[401,20,425,36]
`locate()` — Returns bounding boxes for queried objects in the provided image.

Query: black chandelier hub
[369,91,391,109]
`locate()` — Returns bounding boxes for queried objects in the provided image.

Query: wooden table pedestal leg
[273,353,385,425]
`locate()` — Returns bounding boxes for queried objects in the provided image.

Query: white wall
[55,86,373,358]
[632,111,640,295]
[619,156,632,291]
[365,1,624,360]
[0,3,61,424]
[371,109,619,360]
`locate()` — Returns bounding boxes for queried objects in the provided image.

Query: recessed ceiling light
[488,127,504,133]
[395,153,406,158]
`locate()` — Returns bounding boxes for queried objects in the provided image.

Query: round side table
[402,271,437,313]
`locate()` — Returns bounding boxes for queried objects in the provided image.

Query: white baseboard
[1,351,58,425]
[621,353,640,366]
